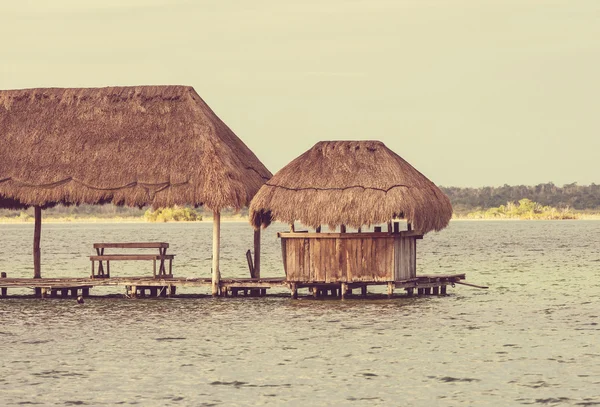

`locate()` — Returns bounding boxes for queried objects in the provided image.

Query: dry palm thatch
[249,140,452,234]
[0,86,271,210]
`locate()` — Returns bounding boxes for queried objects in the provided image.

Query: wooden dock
[0,273,466,299]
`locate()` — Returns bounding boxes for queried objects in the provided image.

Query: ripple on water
[1,221,600,406]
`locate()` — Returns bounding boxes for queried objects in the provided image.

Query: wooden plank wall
[282,236,396,282]
[394,236,417,280]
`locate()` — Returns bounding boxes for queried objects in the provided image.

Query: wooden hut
[249,140,453,297]
[0,86,272,295]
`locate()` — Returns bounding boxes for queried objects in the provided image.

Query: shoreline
[1,217,599,224]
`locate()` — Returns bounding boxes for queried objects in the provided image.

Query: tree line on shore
[1,182,598,221]
[441,182,600,215]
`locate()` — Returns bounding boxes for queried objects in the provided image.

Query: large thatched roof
[0,86,271,210]
[249,140,452,234]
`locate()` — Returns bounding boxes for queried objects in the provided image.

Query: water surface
[1,221,599,406]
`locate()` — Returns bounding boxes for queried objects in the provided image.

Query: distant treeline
[0,204,246,220]
[441,183,600,215]
[1,183,599,219]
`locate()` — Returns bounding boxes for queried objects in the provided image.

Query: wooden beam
[212,210,221,296]
[33,206,42,279]
[253,228,261,279]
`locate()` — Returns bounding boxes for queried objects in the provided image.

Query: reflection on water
[1,221,600,406]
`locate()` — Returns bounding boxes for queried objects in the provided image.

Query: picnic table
[89,242,174,279]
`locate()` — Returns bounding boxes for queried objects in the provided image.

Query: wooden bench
[90,243,174,279]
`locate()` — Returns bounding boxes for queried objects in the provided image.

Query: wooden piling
[433,286,439,295]
[440,285,447,295]
[33,206,42,297]
[340,225,346,233]
[387,282,394,298]
[361,285,367,297]
[253,228,261,278]
[290,283,298,299]
[341,283,348,300]
[1,272,6,297]
[212,210,221,296]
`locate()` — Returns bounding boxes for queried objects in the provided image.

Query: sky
[1,0,599,187]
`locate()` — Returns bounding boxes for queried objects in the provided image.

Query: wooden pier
[0,273,465,299]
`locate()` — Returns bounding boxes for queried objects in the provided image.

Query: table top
[93,242,169,249]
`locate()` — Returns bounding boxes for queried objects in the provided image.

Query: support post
[253,228,261,279]
[290,283,298,299]
[212,210,221,296]
[33,206,42,298]
[1,272,6,297]
[341,283,348,300]
[340,225,346,233]
[33,206,42,279]
[387,282,394,298]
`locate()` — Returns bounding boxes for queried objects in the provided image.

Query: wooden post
[1,272,6,297]
[440,285,447,295]
[33,206,42,298]
[357,227,361,233]
[33,206,42,279]
[340,225,346,233]
[387,221,393,233]
[387,282,394,298]
[361,285,367,297]
[341,283,348,300]
[393,222,400,234]
[290,223,295,232]
[253,228,261,279]
[316,225,321,233]
[212,210,221,296]
[407,222,412,231]
[312,286,318,298]
[290,283,298,299]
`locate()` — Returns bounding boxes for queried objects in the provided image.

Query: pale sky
[1,0,599,187]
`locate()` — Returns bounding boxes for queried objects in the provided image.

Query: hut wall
[394,235,417,280]
[279,232,422,283]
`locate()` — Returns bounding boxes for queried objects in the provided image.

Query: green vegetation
[1,183,598,222]
[442,182,600,216]
[144,207,201,222]
[464,199,579,220]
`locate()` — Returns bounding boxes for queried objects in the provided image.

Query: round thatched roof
[0,86,272,210]
[249,140,452,234]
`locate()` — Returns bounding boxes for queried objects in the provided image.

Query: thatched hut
[0,86,272,294]
[249,140,452,294]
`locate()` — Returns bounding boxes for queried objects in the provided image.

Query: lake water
[1,221,599,406]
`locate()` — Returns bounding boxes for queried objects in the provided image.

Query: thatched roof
[249,140,452,234]
[0,86,272,210]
